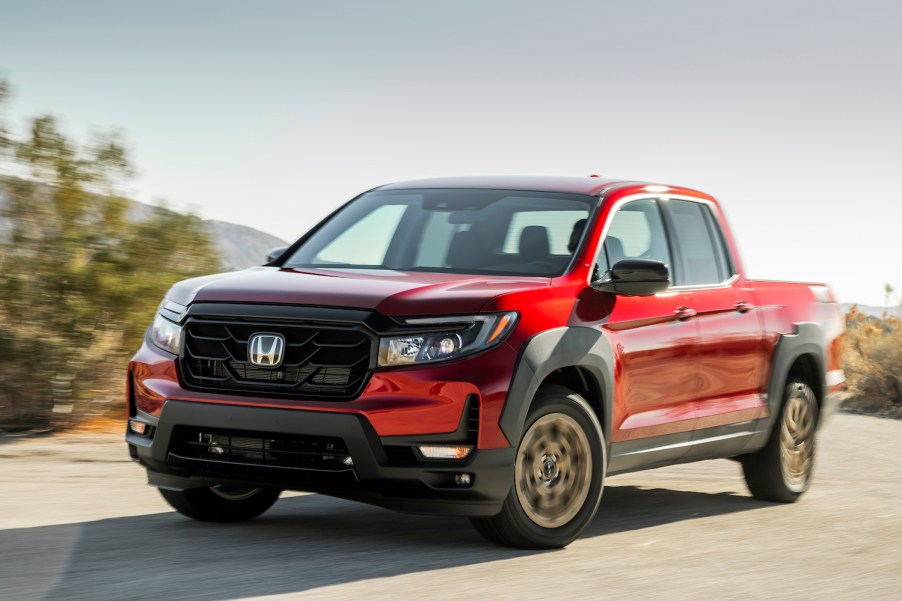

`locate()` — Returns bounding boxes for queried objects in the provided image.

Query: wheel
[742,379,819,502]
[470,385,605,549]
[159,485,281,522]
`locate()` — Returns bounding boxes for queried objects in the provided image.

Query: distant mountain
[0,178,290,271]
[203,219,289,271]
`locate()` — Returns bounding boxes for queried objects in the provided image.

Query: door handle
[674,306,697,320]
[734,300,754,313]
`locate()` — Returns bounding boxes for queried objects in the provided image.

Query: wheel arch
[745,322,827,451]
[786,353,824,408]
[539,365,606,435]
[499,327,614,448]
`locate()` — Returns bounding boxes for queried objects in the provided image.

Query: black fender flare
[499,326,615,447]
[745,322,826,451]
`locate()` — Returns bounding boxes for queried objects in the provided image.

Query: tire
[470,385,606,549]
[159,485,281,522]
[742,378,819,502]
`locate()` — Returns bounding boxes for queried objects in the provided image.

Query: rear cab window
[663,200,735,287]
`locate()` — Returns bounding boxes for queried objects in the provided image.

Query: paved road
[1,413,900,600]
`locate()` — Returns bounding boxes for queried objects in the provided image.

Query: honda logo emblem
[248,333,285,368]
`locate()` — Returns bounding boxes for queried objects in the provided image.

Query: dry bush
[842,307,902,418]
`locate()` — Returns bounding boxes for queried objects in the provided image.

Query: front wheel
[159,485,281,522]
[470,385,605,549]
[742,379,819,502]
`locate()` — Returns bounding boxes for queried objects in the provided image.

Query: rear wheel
[742,379,819,502]
[159,485,281,522]
[471,385,605,549]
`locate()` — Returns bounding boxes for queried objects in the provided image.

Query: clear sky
[1,0,900,305]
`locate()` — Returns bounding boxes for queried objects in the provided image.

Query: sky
[1,0,900,306]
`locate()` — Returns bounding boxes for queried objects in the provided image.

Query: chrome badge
[248,333,286,368]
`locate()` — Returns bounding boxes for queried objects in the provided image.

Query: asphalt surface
[1,412,900,601]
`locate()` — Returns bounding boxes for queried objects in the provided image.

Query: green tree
[0,82,220,430]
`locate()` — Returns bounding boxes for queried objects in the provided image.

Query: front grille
[169,426,352,471]
[180,318,374,399]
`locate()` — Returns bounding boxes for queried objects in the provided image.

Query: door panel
[687,285,769,430]
[604,292,699,442]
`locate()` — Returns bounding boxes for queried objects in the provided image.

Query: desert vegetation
[842,293,902,418]
[0,80,220,431]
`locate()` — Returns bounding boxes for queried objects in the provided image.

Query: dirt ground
[1,412,900,600]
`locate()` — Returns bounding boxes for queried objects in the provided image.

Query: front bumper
[128,400,514,517]
[129,332,518,449]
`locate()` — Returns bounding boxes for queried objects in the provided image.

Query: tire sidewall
[160,486,281,522]
[503,387,606,547]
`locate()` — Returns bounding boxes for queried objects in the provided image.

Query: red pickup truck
[127,176,845,548]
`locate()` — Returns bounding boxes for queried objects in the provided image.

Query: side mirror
[266,246,289,264]
[592,259,670,296]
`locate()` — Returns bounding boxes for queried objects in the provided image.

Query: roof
[376,175,631,196]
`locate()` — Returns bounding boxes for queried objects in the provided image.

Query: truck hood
[165,267,551,316]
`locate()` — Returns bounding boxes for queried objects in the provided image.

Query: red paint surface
[603,292,700,441]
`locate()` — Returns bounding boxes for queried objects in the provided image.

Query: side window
[665,200,730,286]
[603,199,672,270]
[315,204,407,265]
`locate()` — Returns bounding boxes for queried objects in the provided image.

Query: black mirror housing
[592,259,670,296]
[266,246,290,264]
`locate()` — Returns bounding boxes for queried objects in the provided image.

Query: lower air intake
[169,426,352,471]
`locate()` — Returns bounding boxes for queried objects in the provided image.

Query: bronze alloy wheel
[779,384,818,489]
[742,378,820,503]
[515,412,593,528]
[470,386,604,548]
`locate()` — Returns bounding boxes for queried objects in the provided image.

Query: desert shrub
[842,306,902,418]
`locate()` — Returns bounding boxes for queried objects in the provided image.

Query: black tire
[470,385,605,549]
[159,485,281,522]
[742,379,819,502]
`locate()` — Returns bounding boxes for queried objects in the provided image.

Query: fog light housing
[418,445,473,460]
[129,419,147,435]
[454,473,473,486]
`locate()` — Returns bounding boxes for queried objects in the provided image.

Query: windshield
[283,188,595,277]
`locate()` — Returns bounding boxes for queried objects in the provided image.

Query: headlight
[378,311,518,367]
[149,300,186,355]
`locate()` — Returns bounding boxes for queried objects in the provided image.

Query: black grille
[169,426,352,471]
[179,318,374,399]
[467,396,480,439]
